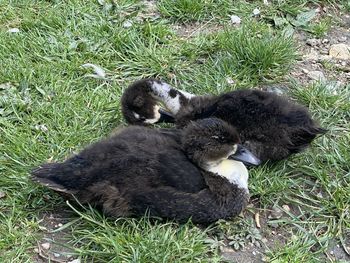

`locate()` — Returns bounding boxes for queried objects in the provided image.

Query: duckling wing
[155,149,207,192]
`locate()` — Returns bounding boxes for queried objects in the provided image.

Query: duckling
[31,118,260,224]
[121,78,326,162]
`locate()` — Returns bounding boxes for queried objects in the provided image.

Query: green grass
[1,0,349,262]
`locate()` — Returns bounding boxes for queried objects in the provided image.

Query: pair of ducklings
[32,79,325,224]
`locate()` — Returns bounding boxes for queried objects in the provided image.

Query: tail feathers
[31,163,77,194]
[289,125,327,153]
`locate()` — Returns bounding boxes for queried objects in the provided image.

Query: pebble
[307,70,326,81]
[339,36,347,42]
[8,28,20,33]
[41,242,51,250]
[54,253,60,257]
[230,15,241,25]
[0,191,5,198]
[266,86,284,95]
[226,77,235,84]
[282,204,290,212]
[306,38,320,47]
[303,49,319,61]
[122,20,133,28]
[253,8,260,16]
[302,68,310,74]
[68,259,81,263]
[322,39,329,44]
[317,192,323,198]
[329,44,350,60]
[268,206,283,219]
[262,256,269,262]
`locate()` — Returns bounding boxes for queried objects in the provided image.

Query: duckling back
[175,89,326,161]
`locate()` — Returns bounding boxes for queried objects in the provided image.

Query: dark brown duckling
[31,118,260,224]
[121,78,326,162]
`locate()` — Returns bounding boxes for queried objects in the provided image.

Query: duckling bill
[121,78,326,162]
[32,118,260,224]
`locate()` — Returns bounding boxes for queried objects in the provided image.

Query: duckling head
[121,78,194,125]
[182,118,261,191]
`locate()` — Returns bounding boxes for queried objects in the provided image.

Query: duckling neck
[205,159,249,193]
[149,80,195,114]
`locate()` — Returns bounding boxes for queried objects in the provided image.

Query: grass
[1,0,349,262]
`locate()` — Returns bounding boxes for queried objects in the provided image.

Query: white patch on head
[180,90,195,99]
[144,105,161,124]
[150,81,195,114]
[206,160,249,192]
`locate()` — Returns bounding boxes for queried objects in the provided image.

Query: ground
[0,0,349,262]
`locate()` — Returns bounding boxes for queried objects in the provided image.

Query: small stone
[329,44,350,60]
[269,222,279,228]
[122,20,133,28]
[35,124,48,132]
[282,204,290,212]
[307,70,326,81]
[262,238,268,243]
[8,28,20,33]
[329,250,334,255]
[41,242,50,250]
[54,253,60,257]
[306,38,320,47]
[322,39,329,44]
[341,61,347,66]
[262,256,269,262]
[226,77,235,85]
[268,206,283,219]
[220,246,235,253]
[302,68,310,74]
[253,8,260,16]
[267,87,284,95]
[230,15,241,24]
[303,49,319,61]
[68,259,81,263]
[339,36,347,42]
[58,223,63,227]
[320,49,328,55]
[252,251,257,255]
[319,55,331,61]
[0,191,5,198]
[34,248,39,253]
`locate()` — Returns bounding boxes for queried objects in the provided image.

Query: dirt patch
[173,22,223,38]
[214,202,292,263]
[33,209,79,263]
[290,12,350,86]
